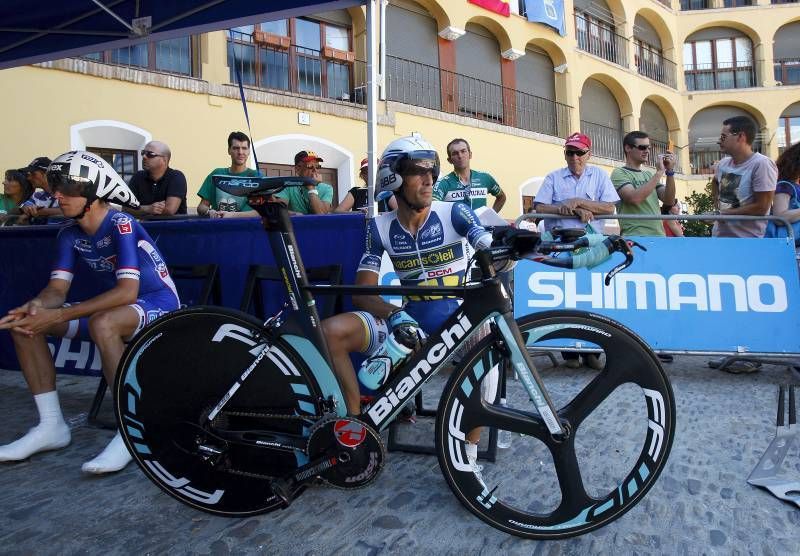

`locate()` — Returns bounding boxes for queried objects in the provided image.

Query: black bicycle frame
[255,200,565,436]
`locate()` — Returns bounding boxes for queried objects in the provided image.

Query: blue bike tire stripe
[291,383,311,396]
[298,401,316,414]
[126,425,144,439]
[133,442,151,455]
[460,377,473,397]
[627,478,638,497]
[638,462,650,481]
[594,498,614,515]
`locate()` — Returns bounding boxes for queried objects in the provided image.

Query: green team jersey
[611,166,664,237]
[275,182,334,214]
[433,169,502,210]
[197,167,261,212]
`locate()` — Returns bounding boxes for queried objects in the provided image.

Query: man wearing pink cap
[534,132,619,370]
[334,157,397,213]
[534,132,618,234]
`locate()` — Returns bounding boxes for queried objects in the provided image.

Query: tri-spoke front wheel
[435,310,675,539]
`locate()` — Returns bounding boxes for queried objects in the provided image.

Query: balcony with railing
[386,55,571,139]
[227,30,366,105]
[636,44,677,88]
[574,13,629,68]
[774,58,800,85]
[684,62,758,91]
[680,0,754,9]
[580,121,623,161]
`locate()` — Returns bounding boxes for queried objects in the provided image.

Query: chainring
[306,416,386,489]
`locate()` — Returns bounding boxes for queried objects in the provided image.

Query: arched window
[683,27,755,90]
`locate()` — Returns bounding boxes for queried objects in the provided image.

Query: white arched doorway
[253,134,355,202]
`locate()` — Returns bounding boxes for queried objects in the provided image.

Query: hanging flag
[469,0,510,17]
[524,0,566,37]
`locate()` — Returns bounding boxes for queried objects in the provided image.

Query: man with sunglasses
[535,132,618,370]
[534,133,618,234]
[612,131,676,237]
[711,116,776,238]
[197,131,261,219]
[126,141,187,217]
[274,150,333,215]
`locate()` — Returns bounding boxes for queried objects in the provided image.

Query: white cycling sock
[465,441,478,462]
[35,391,66,425]
[81,432,132,474]
[0,392,71,462]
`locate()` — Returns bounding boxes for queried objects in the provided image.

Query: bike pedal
[269,478,294,509]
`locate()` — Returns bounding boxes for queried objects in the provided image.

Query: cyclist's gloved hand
[376,190,393,202]
[387,309,418,332]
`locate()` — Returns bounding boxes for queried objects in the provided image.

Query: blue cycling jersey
[357,201,491,333]
[51,209,179,304]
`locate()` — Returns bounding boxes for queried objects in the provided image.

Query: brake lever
[604,237,646,285]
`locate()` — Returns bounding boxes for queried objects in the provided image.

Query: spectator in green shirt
[611,131,676,237]
[275,150,334,215]
[433,138,506,212]
[197,131,260,219]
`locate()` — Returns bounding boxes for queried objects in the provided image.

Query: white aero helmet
[47,150,140,209]
[376,135,439,194]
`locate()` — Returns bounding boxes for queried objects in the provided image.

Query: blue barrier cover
[0,215,366,375]
[513,237,800,354]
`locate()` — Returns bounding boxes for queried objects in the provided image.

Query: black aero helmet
[47,150,140,209]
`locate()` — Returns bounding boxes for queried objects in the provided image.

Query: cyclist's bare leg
[0,323,72,461]
[87,306,139,387]
[82,305,140,474]
[321,313,369,415]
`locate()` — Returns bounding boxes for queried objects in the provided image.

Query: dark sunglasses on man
[564,149,588,157]
[141,150,163,159]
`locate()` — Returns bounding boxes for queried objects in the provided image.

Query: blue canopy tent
[0,0,381,208]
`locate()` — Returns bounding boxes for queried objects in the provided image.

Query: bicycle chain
[218,409,325,421]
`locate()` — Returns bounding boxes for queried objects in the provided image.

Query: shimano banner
[524,0,566,37]
[513,237,800,354]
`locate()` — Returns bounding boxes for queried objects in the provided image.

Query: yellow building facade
[0,0,798,217]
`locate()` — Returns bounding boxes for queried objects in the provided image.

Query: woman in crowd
[661,200,684,237]
[0,169,34,224]
[771,142,800,231]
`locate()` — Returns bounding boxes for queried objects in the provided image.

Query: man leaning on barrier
[126,140,187,217]
[197,131,261,219]
[534,132,618,370]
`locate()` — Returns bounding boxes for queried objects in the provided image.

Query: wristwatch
[307,189,319,196]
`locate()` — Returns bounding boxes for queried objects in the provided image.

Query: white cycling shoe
[0,422,71,461]
[82,432,132,474]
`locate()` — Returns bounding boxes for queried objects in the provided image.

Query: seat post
[252,200,334,363]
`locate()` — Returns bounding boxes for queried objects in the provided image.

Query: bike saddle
[212,175,317,198]
[551,227,586,241]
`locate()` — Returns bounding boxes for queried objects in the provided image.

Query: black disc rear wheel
[115,306,324,516]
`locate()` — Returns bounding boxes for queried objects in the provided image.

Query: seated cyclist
[0,151,180,474]
[322,136,501,470]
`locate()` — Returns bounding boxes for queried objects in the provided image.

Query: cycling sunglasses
[564,149,588,157]
[48,171,91,197]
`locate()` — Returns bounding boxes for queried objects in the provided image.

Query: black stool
[239,264,342,320]
[87,263,222,428]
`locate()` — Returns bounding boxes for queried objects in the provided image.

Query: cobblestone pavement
[1,357,799,555]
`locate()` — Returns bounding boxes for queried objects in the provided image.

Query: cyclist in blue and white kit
[322,136,504,470]
[0,151,179,474]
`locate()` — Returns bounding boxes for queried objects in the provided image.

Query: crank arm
[270,449,346,507]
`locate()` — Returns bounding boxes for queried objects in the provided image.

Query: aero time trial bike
[114,177,675,539]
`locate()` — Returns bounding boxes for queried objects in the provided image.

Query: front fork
[492,312,567,439]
